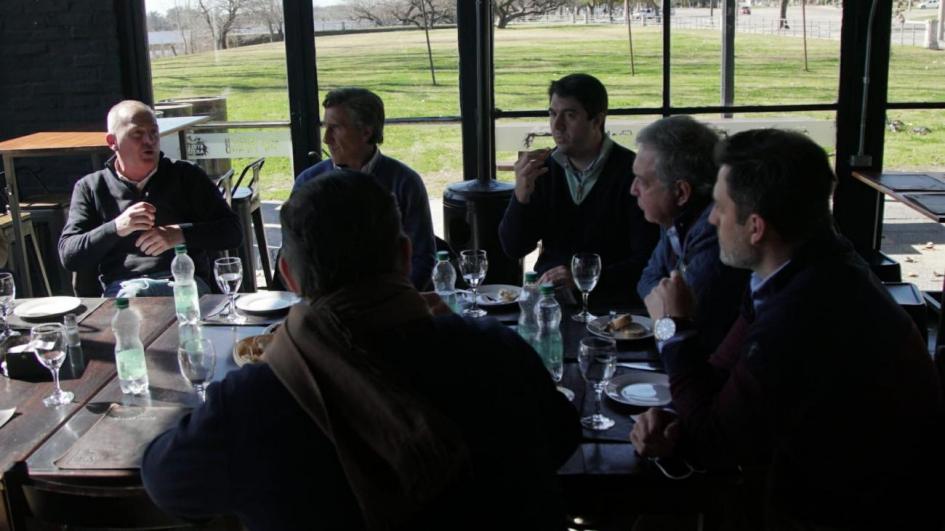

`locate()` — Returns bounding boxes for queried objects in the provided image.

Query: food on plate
[497,288,518,302]
[234,334,274,364]
[607,313,634,332]
[605,314,649,339]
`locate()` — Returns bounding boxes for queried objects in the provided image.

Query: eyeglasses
[649,456,705,481]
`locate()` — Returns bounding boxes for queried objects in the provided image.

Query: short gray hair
[635,115,720,198]
[107,100,155,135]
[323,88,385,145]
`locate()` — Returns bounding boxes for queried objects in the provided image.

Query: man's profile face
[548,93,603,158]
[709,166,759,270]
[323,105,372,169]
[108,110,159,180]
[630,144,680,227]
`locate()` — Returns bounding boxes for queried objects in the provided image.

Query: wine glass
[460,250,488,318]
[571,253,602,322]
[178,331,216,402]
[31,324,74,407]
[0,273,19,340]
[578,336,617,431]
[214,257,245,324]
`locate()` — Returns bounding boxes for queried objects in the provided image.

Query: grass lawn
[151,24,945,202]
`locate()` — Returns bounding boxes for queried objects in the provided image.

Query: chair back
[232,158,265,196]
[212,168,235,204]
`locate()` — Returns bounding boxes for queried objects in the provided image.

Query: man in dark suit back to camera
[142,170,580,531]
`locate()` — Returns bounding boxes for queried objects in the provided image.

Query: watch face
[654,317,676,342]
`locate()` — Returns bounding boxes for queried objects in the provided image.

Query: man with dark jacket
[142,170,580,530]
[632,129,945,529]
[498,73,658,307]
[58,100,241,296]
[632,115,748,351]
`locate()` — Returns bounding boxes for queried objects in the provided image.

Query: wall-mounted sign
[183,130,292,160]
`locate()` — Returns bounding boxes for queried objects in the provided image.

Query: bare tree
[493,0,570,29]
[167,2,204,54]
[779,0,790,30]
[351,0,454,27]
[197,0,244,50]
[247,0,284,42]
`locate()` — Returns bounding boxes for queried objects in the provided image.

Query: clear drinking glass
[578,336,617,431]
[178,335,216,402]
[0,273,19,340]
[213,257,244,324]
[571,253,602,322]
[31,323,74,407]
[460,250,488,318]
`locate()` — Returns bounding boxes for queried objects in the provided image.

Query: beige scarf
[264,275,471,530]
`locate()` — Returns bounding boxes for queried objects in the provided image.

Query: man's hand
[538,265,574,290]
[114,202,156,237]
[419,291,453,316]
[513,148,552,204]
[630,408,681,458]
[135,225,184,256]
[645,270,695,321]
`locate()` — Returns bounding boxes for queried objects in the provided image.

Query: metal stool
[0,211,52,296]
[227,158,271,292]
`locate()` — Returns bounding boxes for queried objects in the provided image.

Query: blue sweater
[294,155,436,289]
[637,200,748,350]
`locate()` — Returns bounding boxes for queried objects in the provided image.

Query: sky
[146,0,342,15]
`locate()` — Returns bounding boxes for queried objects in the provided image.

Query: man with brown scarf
[142,170,581,530]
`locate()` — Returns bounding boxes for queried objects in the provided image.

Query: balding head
[106,100,160,180]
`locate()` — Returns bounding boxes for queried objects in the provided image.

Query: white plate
[234,292,300,315]
[587,314,653,341]
[13,297,82,319]
[605,370,671,407]
[476,284,521,307]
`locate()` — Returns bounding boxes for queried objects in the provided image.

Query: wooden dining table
[0,295,732,529]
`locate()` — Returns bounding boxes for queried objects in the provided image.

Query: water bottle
[112,298,149,395]
[517,271,540,347]
[63,313,85,375]
[431,250,458,312]
[171,245,201,324]
[535,283,564,381]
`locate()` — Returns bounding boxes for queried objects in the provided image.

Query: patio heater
[443,0,522,286]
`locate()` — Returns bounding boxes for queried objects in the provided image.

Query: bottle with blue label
[171,245,201,324]
[112,298,149,395]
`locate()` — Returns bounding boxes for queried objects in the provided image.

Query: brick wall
[0,0,126,195]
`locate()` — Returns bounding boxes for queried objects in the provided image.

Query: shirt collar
[749,259,792,311]
[332,146,381,174]
[551,136,613,205]
[114,161,158,191]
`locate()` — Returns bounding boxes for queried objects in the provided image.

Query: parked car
[919,0,939,8]
[740,6,751,14]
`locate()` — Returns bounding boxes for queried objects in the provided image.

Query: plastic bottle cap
[115,298,129,309]
[539,283,555,295]
[174,244,187,254]
[524,271,539,283]
[436,250,449,261]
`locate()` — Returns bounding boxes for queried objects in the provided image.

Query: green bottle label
[116,348,147,380]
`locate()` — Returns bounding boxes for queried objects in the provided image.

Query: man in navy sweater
[632,129,945,528]
[498,73,658,307]
[58,100,241,296]
[293,87,436,289]
[142,170,580,530]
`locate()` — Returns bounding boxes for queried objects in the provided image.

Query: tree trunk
[779,0,789,29]
[625,0,635,76]
[802,0,809,71]
[419,0,438,85]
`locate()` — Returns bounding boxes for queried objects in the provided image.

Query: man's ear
[674,180,692,207]
[106,132,118,152]
[747,213,767,246]
[278,255,301,294]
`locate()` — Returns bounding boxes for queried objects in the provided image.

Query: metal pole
[721,0,735,118]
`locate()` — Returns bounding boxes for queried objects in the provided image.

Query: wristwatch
[654,316,692,342]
